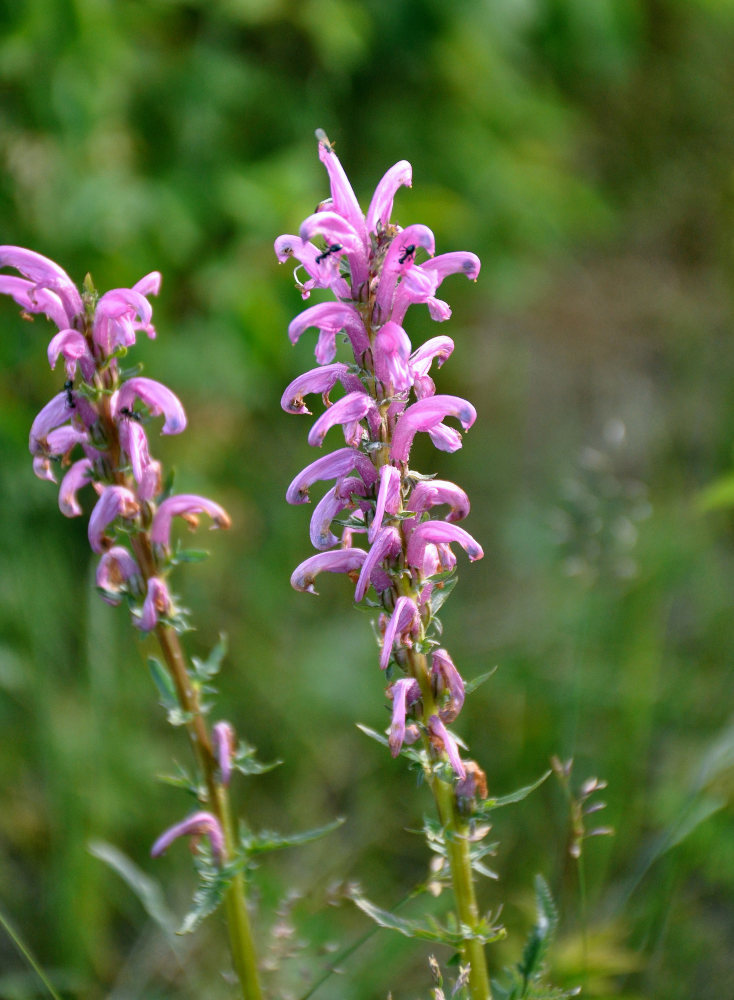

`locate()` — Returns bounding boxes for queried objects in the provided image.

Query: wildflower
[151,810,225,865]
[213,721,236,786]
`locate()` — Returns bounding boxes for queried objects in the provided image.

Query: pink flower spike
[307,390,376,448]
[213,721,236,786]
[96,546,142,605]
[116,377,186,435]
[380,596,420,670]
[388,677,422,757]
[88,486,139,553]
[151,494,231,549]
[136,576,173,632]
[93,287,156,353]
[58,458,94,517]
[290,548,368,594]
[406,521,483,571]
[0,246,83,324]
[390,395,476,464]
[369,465,401,544]
[151,810,225,865]
[286,447,377,505]
[428,715,466,779]
[354,526,402,603]
[431,649,465,724]
[366,160,412,233]
[406,480,470,523]
[281,363,350,415]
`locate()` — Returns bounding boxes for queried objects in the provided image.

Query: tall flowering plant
[0,247,270,999]
[276,135,506,999]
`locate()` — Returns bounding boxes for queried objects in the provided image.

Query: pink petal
[58,458,93,517]
[286,447,377,505]
[354,526,401,602]
[116,377,186,435]
[151,494,231,548]
[365,160,412,233]
[390,395,476,463]
[369,465,401,543]
[406,521,483,571]
[307,390,376,448]
[88,486,139,553]
[380,596,420,670]
[290,547,368,594]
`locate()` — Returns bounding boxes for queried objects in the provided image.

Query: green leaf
[356,723,426,765]
[241,817,344,857]
[234,741,282,776]
[88,841,178,945]
[474,771,551,817]
[148,656,178,712]
[179,855,236,935]
[351,891,505,947]
[191,633,228,681]
[428,573,458,615]
[518,875,558,985]
[171,547,210,565]
[465,666,498,695]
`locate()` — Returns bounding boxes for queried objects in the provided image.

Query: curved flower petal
[119,417,153,485]
[288,302,369,362]
[93,287,155,353]
[151,811,225,865]
[317,138,367,242]
[115,377,186,435]
[431,648,465,724]
[136,576,172,632]
[286,447,377,505]
[354,526,401,602]
[58,458,94,517]
[0,246,82,325]
[213,721,236,786]
[290,548,368,594]
[428,715,465,779]
[406,521,483,571]
[375,224,436,318]
[96,546,142,605]
[309,478,367,550]
[374,321,413,392]
[281,363,350,415]
[307,390,376,448]
[420,251,481,286]
[132,271,162,298]
[151,494,231,549]
[29,393,72,454]
[0,276,71,330]
[366,160,412,233]
[406,479,470,523]
[369,464,401,543]
[380,596,420,670]
[388,677,422,757]
[427,423,463,453]
[410,336,454,377]
[47,328,95,380]
[390,395,476,463]
[88,486,139,553]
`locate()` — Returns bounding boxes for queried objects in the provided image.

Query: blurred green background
[2,0,734,997]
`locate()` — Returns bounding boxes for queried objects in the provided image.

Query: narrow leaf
[242,817,345,857]
[475,771,551,816]
[148,656,177,712]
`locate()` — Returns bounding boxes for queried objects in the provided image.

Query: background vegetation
[1,1,734,997]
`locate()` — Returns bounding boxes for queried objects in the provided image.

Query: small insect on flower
[120,406,143,423]
[398,244,416,265]
[63,379,75,409]
[315,243,343,265]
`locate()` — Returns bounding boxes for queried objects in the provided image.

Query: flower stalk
[277,136,493,998]
[1,247,263,1000]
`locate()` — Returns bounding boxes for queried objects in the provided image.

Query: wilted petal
[366,160,412,233]
[406,521,483,571]
[286,447,377,505]
[290,548,368,594]
[151,810,225,865]
[136,576,172,631]
[431,648,465,724]
[88,486,139,553]
[281,363,350,415]
[407,479,470,522]
[428,715,466,779]
[96,546,142,605]
[307,390,377,448]
[390,395,476,463]
[369,464,401,543]
[116,377,186,435]
[354,526,401,602]
[380,596,420,670]
[151,494,231,549]
[388,677,422,757]
[58,458,93,517]
[213,721,236,786]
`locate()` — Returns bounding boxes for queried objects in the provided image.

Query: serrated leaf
[88,841,178,944]
[475,771,551,817]
[148,657,178,712]
[234,742,282,776]
[191,634,227,681]
[518,875,558,984]
[241,817,344,857]
[178,856,237,935]
[351,891,504,947]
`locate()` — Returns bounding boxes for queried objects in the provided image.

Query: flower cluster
[0,246,230,633]
[276,136,485,794]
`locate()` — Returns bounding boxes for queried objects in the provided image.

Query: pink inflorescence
[0,247,230,632]
[276,134,484,788]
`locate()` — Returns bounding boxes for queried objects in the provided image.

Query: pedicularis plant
[2,133,580,1000]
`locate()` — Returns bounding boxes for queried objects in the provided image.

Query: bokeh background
[2,1,734,997]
